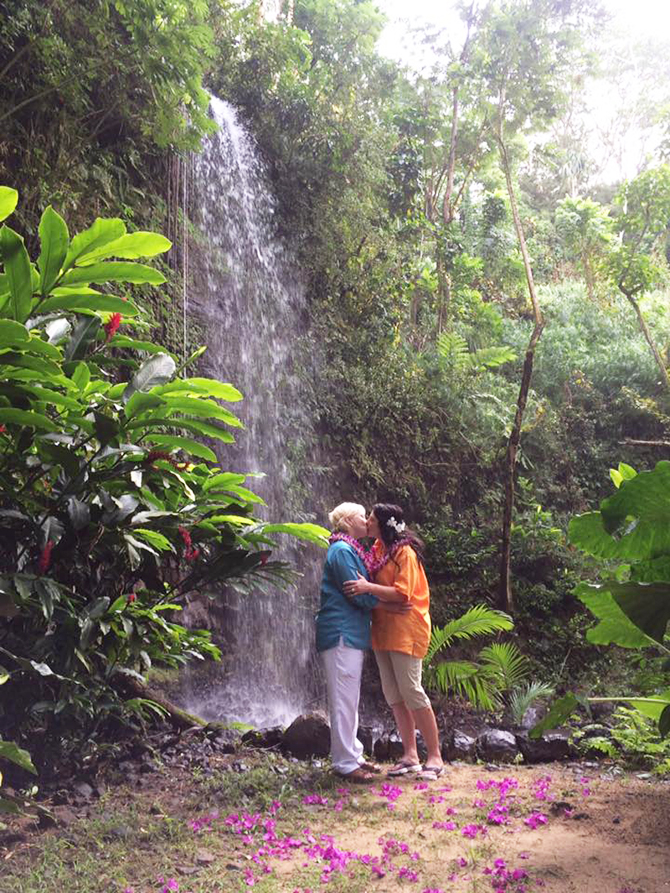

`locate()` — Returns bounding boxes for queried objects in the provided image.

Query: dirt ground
[1,755,669,893]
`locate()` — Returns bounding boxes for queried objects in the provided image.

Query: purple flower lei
[328,533,411,577]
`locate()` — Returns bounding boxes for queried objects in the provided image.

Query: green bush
[0,186,327,769]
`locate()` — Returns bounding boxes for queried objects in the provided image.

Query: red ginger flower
[178,526,200,562]
[104,312,122,342]
[38,540,55,574]
[0,424,6,434]
[127,592,137,604]
[144,449,181,469]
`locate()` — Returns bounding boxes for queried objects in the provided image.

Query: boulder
[241,726,283,751]
[516,730,572,763]
[282,713,330,759]
[476,729,519,763]
[442,729,477,763]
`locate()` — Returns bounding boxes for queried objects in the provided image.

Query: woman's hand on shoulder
[343,573,368,598]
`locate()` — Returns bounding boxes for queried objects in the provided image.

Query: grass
[0,750,653,893]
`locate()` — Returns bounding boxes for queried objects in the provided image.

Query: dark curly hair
[372,503,425,565]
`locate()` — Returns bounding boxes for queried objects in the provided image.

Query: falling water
[178,96,326,728]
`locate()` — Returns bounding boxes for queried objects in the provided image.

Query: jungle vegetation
[2,0,670,776]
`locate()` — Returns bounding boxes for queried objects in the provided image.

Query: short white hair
[328,502,366,532]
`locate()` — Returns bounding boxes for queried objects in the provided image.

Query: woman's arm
[343,574,407,602]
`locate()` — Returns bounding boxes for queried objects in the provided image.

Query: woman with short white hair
[317,502,405,782]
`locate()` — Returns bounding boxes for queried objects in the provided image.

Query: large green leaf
[38,294,139,317]
[569,509,670,561]
[0,408,57,431]
[37,206,69,295]
[0,740,36,775]
[529,693,580,738]
[0,226,33,321]
[254,522,330,546]
[64,315,101,362]
[162,396,243,428]
[142,434,217,462]
[155,378,243,402]
[122,353,176,404]
[126,415,235,443]
[77,231,172,263]
[0,320,29,347]
[609,581,670,642]
[124,391,167,419]
[575,583,651,648]
[59,262,165,287]
[63,218,126,271]
[203,472,248,493]
[0,187,18,223]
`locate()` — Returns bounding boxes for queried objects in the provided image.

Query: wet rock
[242,726,284,751]
[442,730,477,763]
[518,705,545,731]
[73,781,95,800]
[516,730,572,763]
[282,713,330,760]
[357,725,374,755]
[476,729,519,763]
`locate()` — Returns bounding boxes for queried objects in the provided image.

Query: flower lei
[328,533,412,577]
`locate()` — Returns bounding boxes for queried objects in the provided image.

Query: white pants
[321,639,365,775]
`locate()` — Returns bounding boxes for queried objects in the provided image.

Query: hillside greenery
[2,0,670,766]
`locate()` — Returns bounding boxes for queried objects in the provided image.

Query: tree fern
[436,332,516,373]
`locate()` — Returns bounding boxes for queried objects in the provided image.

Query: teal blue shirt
[316,540,378,652]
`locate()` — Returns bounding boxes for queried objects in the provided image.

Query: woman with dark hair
[344,503,443,778]
[317,502,408,783]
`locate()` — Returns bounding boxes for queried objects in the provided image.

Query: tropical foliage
[533,462,670,739]
[0,186,327,769]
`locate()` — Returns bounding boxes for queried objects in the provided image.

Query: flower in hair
[386,516,406,533]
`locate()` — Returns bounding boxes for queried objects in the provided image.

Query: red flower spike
[38,540,55,574]
[127,592,137,604]
[104,312,122,342]
[0,424,6,434]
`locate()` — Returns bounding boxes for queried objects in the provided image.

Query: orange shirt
[370,541,431,658]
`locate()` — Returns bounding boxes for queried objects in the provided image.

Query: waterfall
[179,96,325,728]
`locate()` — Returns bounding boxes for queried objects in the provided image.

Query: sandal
[359,761,382,774]
[419,764,444,780]
[336,767,375,784]
[387,760,422,777]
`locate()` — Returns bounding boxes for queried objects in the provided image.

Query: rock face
[515,730,572,763]
[282,713,331,759]
[442,730,477,762]
[476,729,519,763]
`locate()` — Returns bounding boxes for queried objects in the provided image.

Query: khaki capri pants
[374,649,431,711]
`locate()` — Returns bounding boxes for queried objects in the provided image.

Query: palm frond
[425,605,514,665]
[424,659,498,711]
[478,642,530,692]
[508,681,555,726]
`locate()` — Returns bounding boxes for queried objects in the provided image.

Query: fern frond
[436,332,469,370]
[478,642,530,692]
[469,345,517,371]
[425,605,514,665]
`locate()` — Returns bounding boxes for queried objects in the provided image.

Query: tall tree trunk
[622,289,670,389]
[497,127,545,614]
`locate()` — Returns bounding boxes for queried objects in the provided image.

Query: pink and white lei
[328,533,411,577]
